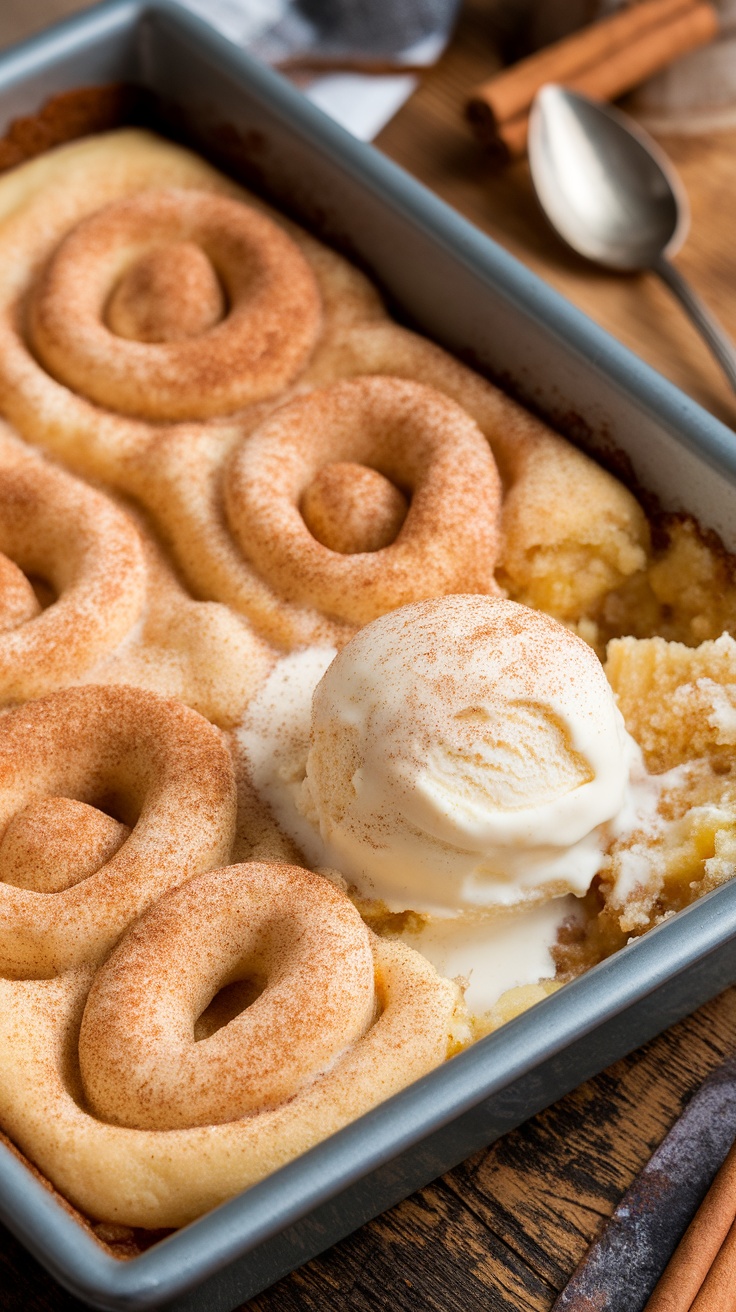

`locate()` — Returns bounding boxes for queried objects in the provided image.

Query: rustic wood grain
[0,1,87,49]
[0,3,735,1310]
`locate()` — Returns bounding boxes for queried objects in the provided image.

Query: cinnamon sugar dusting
[301,461,409,555]
[0,684,236,976]
[79,862,376,1130]
[29,189,322,422]
[0,873,460,1227]
[226,377,502,631]
[0,425,270,725]
[0,798,128,894]
[0,127,649,651]
[106,241,226,343]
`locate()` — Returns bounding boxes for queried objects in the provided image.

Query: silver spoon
[528,84,736,394]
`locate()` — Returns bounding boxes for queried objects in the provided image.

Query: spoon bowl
[529,85,687,270]
[528,84,736,393]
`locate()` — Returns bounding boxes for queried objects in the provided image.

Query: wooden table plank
[0,4,735,1311]
[0,1,87,50]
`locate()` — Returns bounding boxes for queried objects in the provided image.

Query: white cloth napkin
[174,0,438,140]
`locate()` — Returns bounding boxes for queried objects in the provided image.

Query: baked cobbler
[0,124,731,1231]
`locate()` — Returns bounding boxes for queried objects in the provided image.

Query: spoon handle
[652,254,736,395]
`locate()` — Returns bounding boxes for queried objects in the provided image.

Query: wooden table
[1,3,736,1310]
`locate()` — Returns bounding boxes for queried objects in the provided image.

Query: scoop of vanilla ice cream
[301,595,638,912]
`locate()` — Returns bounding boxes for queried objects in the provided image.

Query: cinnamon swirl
[0,427,271,723]
[0,863,463,1227]
[0,426,145,702]
[29,189,321,422]
[0,129,380,484]
[222,376,502,639]
[0,685,236,976]
[301,319,652,625]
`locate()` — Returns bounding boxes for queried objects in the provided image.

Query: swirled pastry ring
[0,685,236,977]
[0,863,461,1227]
[0,434,146,702]
[79,863,377,1130]
[28,189,322,421]
[225,376,503,627]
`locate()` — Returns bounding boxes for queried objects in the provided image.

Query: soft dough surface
[0,128,649,647]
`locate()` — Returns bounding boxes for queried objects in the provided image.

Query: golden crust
[0,883,460,1228]
[0,427,272,725]
[0,128,648,643]
[0,685,237,976]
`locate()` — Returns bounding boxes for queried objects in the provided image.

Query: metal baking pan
[1,3,736,1308]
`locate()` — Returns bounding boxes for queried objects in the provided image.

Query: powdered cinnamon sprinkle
[29,188,322,422]
[79,862,376,1130]
[225,376,503,630]
[301,460,409,555]
[0,683,236,976]
[0,128,649,653]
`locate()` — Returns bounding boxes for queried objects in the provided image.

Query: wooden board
[0,3,735,1310]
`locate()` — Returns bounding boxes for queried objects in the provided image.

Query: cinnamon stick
[690,1216,736,1311]
[644,1139,736,1312]
[470,0,699,127]
[467,0,719,161]
[489,112,528,162]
